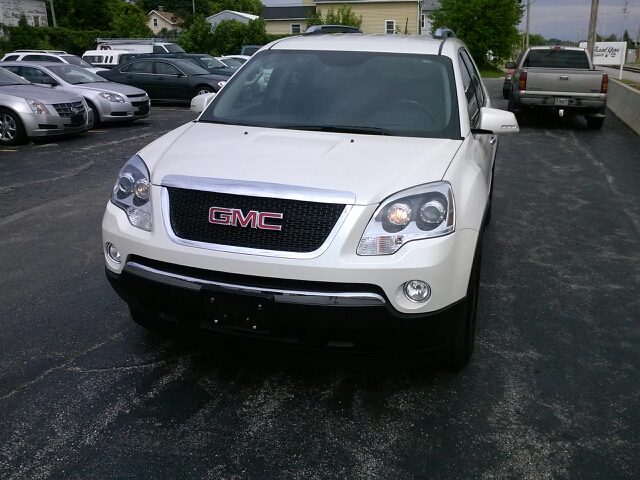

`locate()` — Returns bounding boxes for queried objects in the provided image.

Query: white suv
[102,31,519,368]
[1,50,106,73]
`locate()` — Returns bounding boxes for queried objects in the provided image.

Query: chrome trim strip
[161,175,356,204]
[160,185,352,259]
[124,262,386,306]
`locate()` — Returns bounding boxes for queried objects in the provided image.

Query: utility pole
[192,0,196,15]
[587,0,599,60]
[48,0,57,27]
[525,0,530,49]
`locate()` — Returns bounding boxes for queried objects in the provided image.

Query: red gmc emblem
[209,207,283,231]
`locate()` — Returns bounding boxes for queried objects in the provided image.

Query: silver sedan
[0,67,91,146]
[0,62,150,126]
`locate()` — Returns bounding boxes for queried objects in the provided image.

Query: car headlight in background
[111,155,152,231]
[99,92,125,103]
[357,181,455,255]
[25,98,50,115]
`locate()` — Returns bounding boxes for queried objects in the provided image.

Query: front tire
[0,108,26,145]
[450,237,482,369]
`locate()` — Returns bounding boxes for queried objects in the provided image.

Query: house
[206,10,259,30]
[261,6,315,35]
[260,0,430,36]
[147,7,182,35]
[0,0,48,29]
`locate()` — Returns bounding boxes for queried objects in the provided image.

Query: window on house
[385,20,396,34]
[421,15,425,29]
[290,23,302,34]
[153,19,158,27]
[33,16,40,27]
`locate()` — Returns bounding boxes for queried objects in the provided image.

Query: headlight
[357,181,455,256]
[99,92,125,103]
[26,98,50,115]
[111,155,152,231]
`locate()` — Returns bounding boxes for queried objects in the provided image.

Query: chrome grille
[52,101,86,118]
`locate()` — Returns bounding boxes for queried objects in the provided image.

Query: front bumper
[21,111,90,138]
[106,257,465,352]
[97,98,150,122]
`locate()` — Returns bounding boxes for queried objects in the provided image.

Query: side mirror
[472,107,519,135]
[190,92,216,114]
[504,62,515,69]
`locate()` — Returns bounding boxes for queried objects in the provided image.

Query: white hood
[141,122,463,205]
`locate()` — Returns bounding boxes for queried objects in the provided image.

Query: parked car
[97,58,228,102]
[0,62,150,126]
[102,31,519,368]
[0,49,106,73]
[94,38,184,54]
[131,53,236,77]
[82,50,132,69]
[0,67,91,145]
[507,46,608,129]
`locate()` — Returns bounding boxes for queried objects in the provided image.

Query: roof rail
[95,38,174,45]
[14,49,68,54]
[433,28,456,39]
[304,25,363,35]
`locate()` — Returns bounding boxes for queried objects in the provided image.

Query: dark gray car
[97,58,228,103]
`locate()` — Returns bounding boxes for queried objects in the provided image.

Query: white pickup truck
[506,46,608,129]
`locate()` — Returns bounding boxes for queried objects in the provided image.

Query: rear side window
[122,61,154,73]
[458,50,485,125]
[523,50,590,69]
[2,55,19,62]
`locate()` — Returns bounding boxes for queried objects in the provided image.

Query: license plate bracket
[555,97,569,106]
[201,288,273,333]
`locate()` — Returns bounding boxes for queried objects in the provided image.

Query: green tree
[623,30,634,50]
[324,5,362,28]
[178,14,216,53]
[4,15,51,50]
[210,18,279,55]
[110,2,153,37]
[306,5,363,31]
[527,33,547,46]
[130,0,213,29]
[429,0,523,66]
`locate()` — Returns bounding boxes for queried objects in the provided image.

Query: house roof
[206,10,260,22]
[261,6,316,21]
[148,10,179,25]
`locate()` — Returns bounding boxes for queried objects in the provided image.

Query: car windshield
[220,58,242,68]
[200,50,460,139]
[172,59,210,75]
[198,55,227,69]
[47,65,107,84]
[0,67,30,85]
[63,55,96,68]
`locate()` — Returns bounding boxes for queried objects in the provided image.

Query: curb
[608,79,640,136]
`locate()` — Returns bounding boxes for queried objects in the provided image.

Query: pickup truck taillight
[601,73,609,94]
[518,72,527,91]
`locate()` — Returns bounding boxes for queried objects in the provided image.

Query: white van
[94,38,184,54]
[82,50,131,69]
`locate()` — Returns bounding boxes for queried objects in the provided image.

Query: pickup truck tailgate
[524,68,604,94]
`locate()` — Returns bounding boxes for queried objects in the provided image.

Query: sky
[520,0,640,42]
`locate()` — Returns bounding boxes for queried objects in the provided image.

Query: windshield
[172,59,211,75]
[47,65,107,84]
[63,55,96,68]
[198,55,227,69]
[0,67,30,86]
[200,50,460,139]
[220,58,242,68]
[166,44,185,53]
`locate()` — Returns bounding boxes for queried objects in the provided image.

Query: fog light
[106,243,121,263]
[404,280,431,303]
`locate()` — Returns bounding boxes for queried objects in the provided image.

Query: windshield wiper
[281,125,394,136]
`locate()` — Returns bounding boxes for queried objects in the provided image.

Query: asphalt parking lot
[1,82,639,479]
